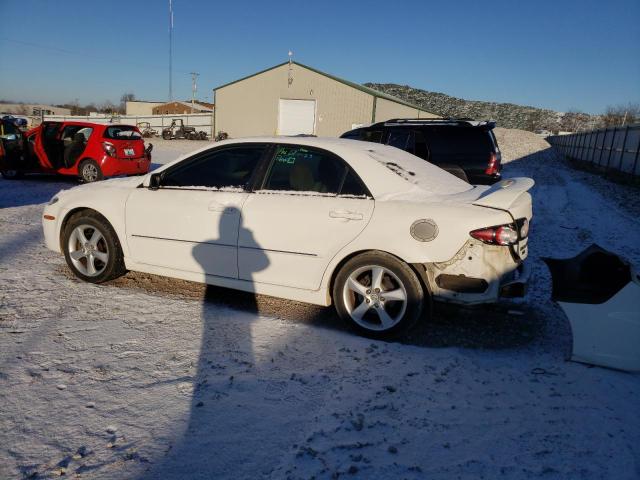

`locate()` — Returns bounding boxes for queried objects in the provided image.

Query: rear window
[422,127,493,156]
[104,126,141,140]
[341,129,383,143]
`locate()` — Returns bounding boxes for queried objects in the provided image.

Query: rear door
[239,144,374,290]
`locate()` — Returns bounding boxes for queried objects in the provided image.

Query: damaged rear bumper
[423,239,530,305]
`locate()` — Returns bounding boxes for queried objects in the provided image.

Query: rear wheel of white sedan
[333,251,425,338]
[62,211,126,283]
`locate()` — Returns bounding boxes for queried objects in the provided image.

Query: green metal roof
[213,61,425,111]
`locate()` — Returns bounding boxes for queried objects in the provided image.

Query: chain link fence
[42,113,213,137]
[547,124,640,177]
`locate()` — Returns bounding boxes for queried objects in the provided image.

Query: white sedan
[42,137,533,337]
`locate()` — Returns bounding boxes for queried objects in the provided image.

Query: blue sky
[0,0,638,114]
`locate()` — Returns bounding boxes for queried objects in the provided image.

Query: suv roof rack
[382,118,496,129]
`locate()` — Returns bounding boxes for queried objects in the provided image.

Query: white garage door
[278,99,316,136]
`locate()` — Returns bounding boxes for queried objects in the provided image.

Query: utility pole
[168,0,174,101]
[190,72,200,113]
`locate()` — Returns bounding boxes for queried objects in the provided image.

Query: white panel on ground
[278,99,316,136]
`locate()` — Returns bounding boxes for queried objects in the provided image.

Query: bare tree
[120,92,136,113]
[602,103,640,127]
[559,109,593,132]
[98,101,117,114]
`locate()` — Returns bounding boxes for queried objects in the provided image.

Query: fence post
[597,128,607,166]
[568,133,574,158]
[605,126,617,171]
[590,131,599,164]
[617,126,629,172]
[632,129,640,177]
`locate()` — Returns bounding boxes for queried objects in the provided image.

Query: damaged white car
[42,137,533,337]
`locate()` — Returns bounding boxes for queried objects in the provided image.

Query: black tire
[332,251,425,338]
[62,210,126,284]
[162,131,171,140]
[0,169,23,179]
[78,159,104,183]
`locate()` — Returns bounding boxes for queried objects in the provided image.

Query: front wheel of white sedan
[333,251,425,338]
[62,211,126,283]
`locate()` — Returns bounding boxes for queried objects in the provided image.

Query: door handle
[329,210,363,221]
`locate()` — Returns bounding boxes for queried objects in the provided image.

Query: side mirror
[149,172,162,190]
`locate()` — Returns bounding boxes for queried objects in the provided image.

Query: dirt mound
[494,127,552,164]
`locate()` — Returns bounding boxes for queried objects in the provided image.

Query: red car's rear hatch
[102,125,146,158]
[109,138,146,159]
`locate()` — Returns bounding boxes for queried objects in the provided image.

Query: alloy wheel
[82,163,99,182]
[342,265,408,331]
[67,224,109,277]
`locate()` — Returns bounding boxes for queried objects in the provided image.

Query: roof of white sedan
[156,136,473,200]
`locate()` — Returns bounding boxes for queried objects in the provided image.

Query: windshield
[104,125,142,140]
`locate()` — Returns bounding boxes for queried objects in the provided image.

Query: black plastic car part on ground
[340,118,502,185]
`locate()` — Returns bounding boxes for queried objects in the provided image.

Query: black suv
[340,119,502,185]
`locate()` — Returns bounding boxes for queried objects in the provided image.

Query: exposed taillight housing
[103,142,116,157]
[485,152,501,176]
[470,224,518,246]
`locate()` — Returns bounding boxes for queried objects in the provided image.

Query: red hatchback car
[0,121,152,182]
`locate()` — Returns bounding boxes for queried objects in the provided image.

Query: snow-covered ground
[1,133,639,480]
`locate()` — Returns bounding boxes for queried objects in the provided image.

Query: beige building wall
[125,101,165,116]
[0,103,71,116]
[215,63,375,138]
[374,97,439,122]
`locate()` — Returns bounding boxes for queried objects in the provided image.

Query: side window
[387,129,415,152]
[341,129,363,140]
[61,125,86,145]
[413,130,429,160]
[162,146,265,189]
[340,169,370,197]
[263,145,346,194]
[342,129,384,143]
[362,130,383,143]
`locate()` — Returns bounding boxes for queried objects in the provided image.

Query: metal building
[213,61,438,138]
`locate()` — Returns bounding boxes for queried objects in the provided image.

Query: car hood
[54,175,144,201]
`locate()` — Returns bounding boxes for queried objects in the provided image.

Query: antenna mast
[169,0,174,100]
[190,72,200,113]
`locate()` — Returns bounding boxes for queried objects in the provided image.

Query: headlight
[48,196,59,206]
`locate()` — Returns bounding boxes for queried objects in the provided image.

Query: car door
[125,144,268,278]
[32,122,62,169]
[238,144,374,290]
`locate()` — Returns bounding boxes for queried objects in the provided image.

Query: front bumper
[42,205,61,253]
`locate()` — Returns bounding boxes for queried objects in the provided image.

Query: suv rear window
[104,126,141,140]
[341,129,383,143]
[422,127,493,155]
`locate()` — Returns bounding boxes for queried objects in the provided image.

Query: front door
[125,144,268,279]
[32,122,62,169]
[239,144,374,290]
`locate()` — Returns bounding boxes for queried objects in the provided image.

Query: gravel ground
[1,131,639,479]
